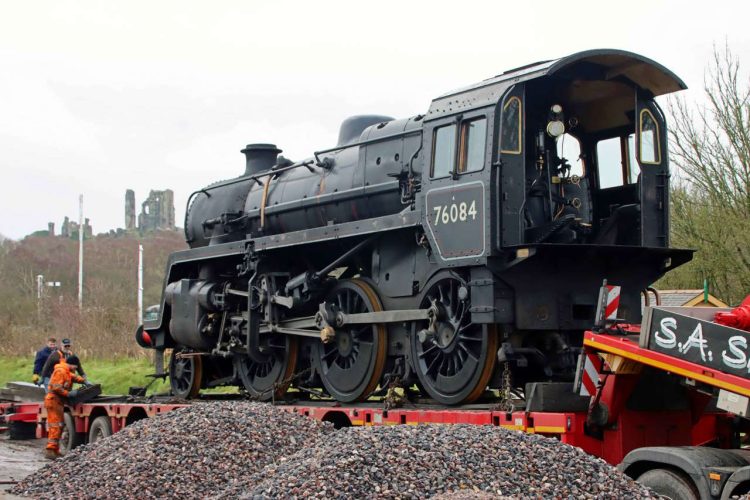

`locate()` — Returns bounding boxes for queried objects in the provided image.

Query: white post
[37,274,43,321]
[78,194,84,310]
[137,243,143,324]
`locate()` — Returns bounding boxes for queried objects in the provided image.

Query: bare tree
[662,45,750,304]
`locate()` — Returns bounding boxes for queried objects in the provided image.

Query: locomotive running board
[252,209,421,251]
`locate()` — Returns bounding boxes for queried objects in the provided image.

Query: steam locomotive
[137,49,692,406]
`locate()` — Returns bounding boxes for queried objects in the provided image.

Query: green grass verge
[0,356,240,396]
[0,356,170,395]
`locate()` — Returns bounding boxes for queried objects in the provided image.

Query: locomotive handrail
[186,126,422,238]
[183,159,318,238]
[187,159,317,199]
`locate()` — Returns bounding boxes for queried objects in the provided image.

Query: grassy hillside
[0,231,186,358]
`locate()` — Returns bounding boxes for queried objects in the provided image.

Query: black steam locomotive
[137,49,692,406]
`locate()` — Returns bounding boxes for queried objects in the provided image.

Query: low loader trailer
[4,285,750,499]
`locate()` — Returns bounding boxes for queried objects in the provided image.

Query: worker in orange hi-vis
[44,356,85,459]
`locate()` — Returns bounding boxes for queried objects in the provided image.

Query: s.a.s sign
[644,308,750,378]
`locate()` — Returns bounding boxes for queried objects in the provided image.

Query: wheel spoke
[453,352,463,372]
[425,354,442,376]
[456,300,465,322]
[457,334,482,343]
[418,343,439,358]
[458,342,478,361]
[456,348,467,365]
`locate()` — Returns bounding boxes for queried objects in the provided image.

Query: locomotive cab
[497,53,693,328]
[497,52,683,250]
[420,50,693,386]
[423,50,689,260]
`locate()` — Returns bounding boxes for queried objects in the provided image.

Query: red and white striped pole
[595,279,621,327]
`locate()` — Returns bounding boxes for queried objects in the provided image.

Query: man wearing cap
[33,337,57,388]
[41,339,87,386]
[44,355,86,459]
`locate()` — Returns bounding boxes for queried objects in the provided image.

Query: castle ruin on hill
[36,188,176,238]
[125,189,176,233]
[59,216,92,238]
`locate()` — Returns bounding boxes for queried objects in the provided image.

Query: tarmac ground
[0,435,46,499]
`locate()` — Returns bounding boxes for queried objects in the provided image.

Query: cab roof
[426,49,686,119]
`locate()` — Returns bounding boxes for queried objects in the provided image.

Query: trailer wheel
[637,468,699,500]
[88,416,112,444]
[59,413,84,455]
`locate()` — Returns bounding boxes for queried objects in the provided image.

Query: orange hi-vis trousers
[44,396,64,451]
[44,360,82,452]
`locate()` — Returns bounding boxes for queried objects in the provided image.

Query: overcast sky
[1,0,749,240]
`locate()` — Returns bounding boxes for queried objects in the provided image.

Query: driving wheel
[410,275,497,405]
[313,279,387,402]
[234,333,298,401]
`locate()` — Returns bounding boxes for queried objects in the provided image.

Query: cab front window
[596,134,638,189]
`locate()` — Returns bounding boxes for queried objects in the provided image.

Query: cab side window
[500,97,521,154]
[639,109,661,164]
[458,117,487,173]
[431,124,456,178]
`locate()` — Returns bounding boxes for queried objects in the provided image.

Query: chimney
[241,144,282,176]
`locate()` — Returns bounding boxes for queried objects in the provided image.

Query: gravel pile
[11,401,332,498]
[231,425,654,499]
[13,403,653,499]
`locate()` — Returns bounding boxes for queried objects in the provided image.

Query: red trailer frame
[15,327,738,466]
[5,313,750,498]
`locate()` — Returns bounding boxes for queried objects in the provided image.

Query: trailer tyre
[59,412,84,455]
[88,416,112,444]
[636,468,699,500]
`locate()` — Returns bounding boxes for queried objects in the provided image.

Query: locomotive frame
[137,49,693,406]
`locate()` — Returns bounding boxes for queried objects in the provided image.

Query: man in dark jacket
[41,338,87,385]
[33,337,57,387]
